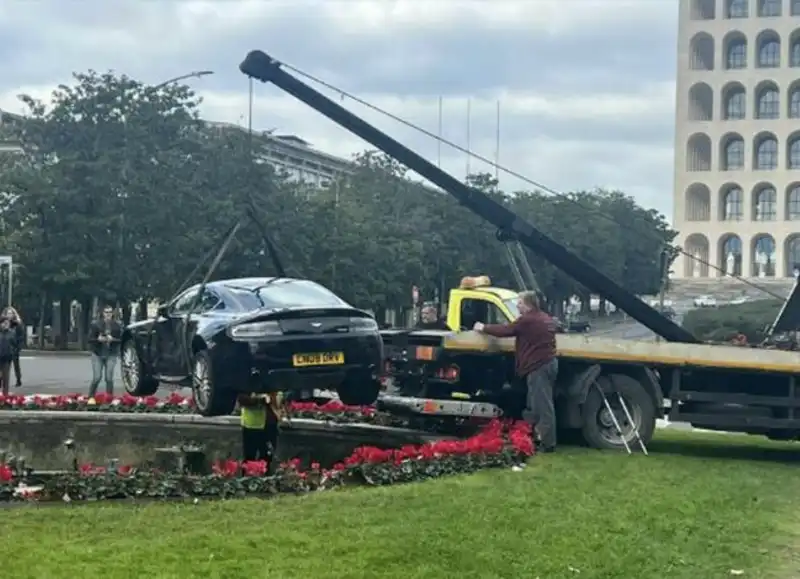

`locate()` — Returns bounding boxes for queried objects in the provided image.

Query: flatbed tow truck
[240,50,800,451]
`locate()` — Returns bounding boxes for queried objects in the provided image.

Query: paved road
[12,354,192,397]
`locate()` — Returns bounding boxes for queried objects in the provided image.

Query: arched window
[790,86,800,118]
[758,0,781,16]
[786,236,800,277]
[687,134,712,171]
[754,186,777,220]
[721,186,744,220]
[756,85,780,118]
[725,36,748,69]
[791,37,800,67]
[723,84,746,119]
[757,34,781,67]
[727,0,749,17]
[755,136,778,170]
[788,138,800,169]
[721,135,745,170]
[786,185,800,219]
[752,235,776,277]
[720,235,743,276]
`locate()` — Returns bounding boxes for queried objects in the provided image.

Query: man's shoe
[14,381,21,388]
[540,445,556,454]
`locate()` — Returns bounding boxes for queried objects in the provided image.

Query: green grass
[1,431,798,579]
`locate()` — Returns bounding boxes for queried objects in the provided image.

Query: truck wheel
[191,349,237,417]
[581,374,655,451]
[337,379,381,406]
[121,340,159,396]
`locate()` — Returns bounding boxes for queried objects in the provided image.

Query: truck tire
[337,379,381,406]
[121,339,159,396]
[581,373,656,451]
[191,349,237,417]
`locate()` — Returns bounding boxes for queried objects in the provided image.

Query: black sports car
[120,277,384,416]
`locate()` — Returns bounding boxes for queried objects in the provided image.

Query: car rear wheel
[337,378,381,406]
[121,340,159,396]
[191,349,237,417]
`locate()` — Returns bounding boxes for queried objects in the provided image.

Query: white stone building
[674,0,800,279]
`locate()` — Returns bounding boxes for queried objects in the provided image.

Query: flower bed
[0,420,534,502]
[0,393,383,424]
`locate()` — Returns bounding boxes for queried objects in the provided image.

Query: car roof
[208,277,306,291]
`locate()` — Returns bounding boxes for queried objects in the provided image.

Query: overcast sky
[0,0,679,219]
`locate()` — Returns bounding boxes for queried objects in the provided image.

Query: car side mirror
[156,304,170,318]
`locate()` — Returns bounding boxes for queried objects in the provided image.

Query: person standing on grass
[0,316,19,396]
[3,307,25,387]
[473,290,559,453]
[87,305,122,398]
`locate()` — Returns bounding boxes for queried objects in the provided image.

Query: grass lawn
[2,431,798,579]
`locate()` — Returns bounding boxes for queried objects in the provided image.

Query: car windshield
[503,298,520,320]
[227,280,348,310]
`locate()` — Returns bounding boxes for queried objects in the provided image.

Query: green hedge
[682,299,783,342]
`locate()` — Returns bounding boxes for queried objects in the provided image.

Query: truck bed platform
[441,331,799,374]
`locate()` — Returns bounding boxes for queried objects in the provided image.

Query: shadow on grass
[647,436,800,465]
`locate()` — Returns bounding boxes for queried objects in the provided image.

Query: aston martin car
[120,277,384,417]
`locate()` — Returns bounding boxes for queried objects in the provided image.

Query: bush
[682,299,783,342]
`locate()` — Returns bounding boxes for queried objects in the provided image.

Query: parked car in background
[555,316,592,333]
[729,296,749,305]
[693,295,717,308]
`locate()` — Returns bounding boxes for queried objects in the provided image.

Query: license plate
[292,352,345,367]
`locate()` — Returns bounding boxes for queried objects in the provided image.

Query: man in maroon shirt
[474,291,559,452]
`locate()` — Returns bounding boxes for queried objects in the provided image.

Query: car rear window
[228,280,348,310]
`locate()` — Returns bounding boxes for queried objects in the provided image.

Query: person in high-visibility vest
[238,392,282,463]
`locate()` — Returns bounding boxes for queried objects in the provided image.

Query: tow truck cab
[444,276,518,330]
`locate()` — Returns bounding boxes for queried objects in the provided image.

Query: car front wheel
[121,340,159,396]
[191,349,237,417]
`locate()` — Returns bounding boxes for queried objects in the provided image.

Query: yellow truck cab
[444,276,518,331]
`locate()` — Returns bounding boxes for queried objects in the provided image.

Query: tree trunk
[58,296,70,350]
[79,297,92,350]
[37,291,47,349]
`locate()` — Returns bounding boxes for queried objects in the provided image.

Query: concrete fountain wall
[0,411,449,470]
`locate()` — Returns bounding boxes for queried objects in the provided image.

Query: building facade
[674,0,800,279]
[205,121,353,187]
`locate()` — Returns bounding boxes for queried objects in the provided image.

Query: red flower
[94,393,113,405]
[117,465,133,476]
[212,459,240,478]
[241,460,267,477]
[0,463,13,482]
[310,462,321,471]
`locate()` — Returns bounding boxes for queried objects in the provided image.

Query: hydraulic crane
[239,50,699,344]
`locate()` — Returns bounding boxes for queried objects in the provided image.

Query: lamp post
[153,70,214,90]
[0,255,11,306]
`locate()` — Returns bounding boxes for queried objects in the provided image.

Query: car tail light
[435,365,460,382]
[229,321,283,340]
[349,317,379,331]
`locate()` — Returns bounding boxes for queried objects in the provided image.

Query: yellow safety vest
[240,396,267,430]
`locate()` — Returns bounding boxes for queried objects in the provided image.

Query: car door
[157,287,222,377]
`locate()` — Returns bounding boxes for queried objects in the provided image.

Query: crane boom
[239,50,698,343]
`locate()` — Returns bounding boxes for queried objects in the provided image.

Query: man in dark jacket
[416,305,449,330]
[87,305,123,397]
[473,291,558,452]
[3,307,24,387]
[0,316,19,396]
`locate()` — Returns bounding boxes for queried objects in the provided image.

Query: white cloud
[0,0,679,219]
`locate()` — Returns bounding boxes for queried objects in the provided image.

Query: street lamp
[153,70,214,90]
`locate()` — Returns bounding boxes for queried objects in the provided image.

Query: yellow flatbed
[441,331,800,374]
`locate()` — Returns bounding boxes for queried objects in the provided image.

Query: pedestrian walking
[87,305,123,398]
[2,307,24,387]
[0,315,19,396]
[473,290,559,453]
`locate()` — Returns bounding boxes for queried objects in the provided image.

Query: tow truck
[240,50,800,450]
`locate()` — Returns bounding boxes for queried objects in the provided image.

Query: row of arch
[685,182,800,221]
[691,0,800,20]
[683,232,800,278]
[688,81,800,121]
[689,29,800,71]
[687,131,800,172]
